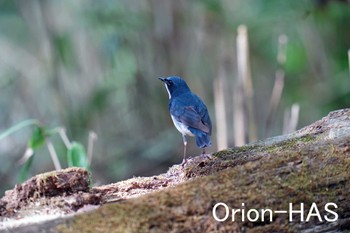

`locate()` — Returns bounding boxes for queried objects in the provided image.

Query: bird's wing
[170,100,211,134]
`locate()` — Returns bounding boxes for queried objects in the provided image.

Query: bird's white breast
[171,115,194,137]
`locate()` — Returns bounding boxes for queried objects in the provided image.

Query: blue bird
[159,76,212,164]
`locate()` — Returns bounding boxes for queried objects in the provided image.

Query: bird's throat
[165,84,171,99]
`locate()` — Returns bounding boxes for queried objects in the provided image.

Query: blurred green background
[0,0,349,195]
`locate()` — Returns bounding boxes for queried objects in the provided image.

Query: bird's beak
[159,77,166,82]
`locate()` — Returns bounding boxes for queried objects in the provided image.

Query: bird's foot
[201,148,212,156]
[181,158,188,167]
[199,152,212,160]
[203,153,212,159]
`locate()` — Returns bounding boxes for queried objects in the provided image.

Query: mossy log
[1,109,350,232]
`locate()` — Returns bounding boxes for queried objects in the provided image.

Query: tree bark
[1,109,350,233]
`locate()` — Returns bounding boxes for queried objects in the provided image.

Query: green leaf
[28,126,46,149]
[0,119,39,141]
[17,125,46,182]
[18,154,34,182]
[67,142,89,169]
[45,127,61,137]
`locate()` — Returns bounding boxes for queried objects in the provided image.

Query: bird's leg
[201,148,212,160]
[181,135,187,166]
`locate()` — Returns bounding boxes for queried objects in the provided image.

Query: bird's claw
[181,158,188,167]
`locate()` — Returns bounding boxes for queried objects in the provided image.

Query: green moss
[213,134,315,159]
[212,144,262,158]
[56,135,350,233]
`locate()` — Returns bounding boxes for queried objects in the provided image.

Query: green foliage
[53,34,76,67]
[0,120,46,182]
[0,119,92,182]
[199,0,222,14]
[18,126,47,182]
[285,42,307,75]
[28,126,46,149]
[0,119,39,141]
[67,142,90,170]
[18,154,34,183]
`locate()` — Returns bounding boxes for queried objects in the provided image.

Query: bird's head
[159,76,191,99]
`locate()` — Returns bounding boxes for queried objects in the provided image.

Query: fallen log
[1,109,350,232]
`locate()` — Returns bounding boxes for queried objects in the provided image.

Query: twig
[233,89,245,146]
[289,103,300,132]
[235,25,257,144]
[265,34,288,136]
[59,128,72,149]
[18,148,34,165]
[214,77,228,150]
[235,25,247,146]
[214,41,228,150]
[265,70,285,135]
[46,139,62,170]
[87,131,97,165]
[348,49,350,76]
[283,108,290,135]
[283,103,300,134]
[277,34,288,64]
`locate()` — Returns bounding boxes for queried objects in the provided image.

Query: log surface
[1,109,350,233]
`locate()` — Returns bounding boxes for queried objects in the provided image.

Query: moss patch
[57,136,350,233]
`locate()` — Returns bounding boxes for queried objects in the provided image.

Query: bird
[159,76,212,165]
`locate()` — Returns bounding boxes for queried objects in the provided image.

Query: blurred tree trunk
[3,109,350,233]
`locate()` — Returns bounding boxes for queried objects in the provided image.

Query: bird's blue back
[169,89,212,148]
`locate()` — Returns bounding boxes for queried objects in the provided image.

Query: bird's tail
[191,129,211,148]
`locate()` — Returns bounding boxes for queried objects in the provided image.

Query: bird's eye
[167,80,173,86]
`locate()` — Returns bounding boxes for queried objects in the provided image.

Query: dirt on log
[1,109,350,233]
